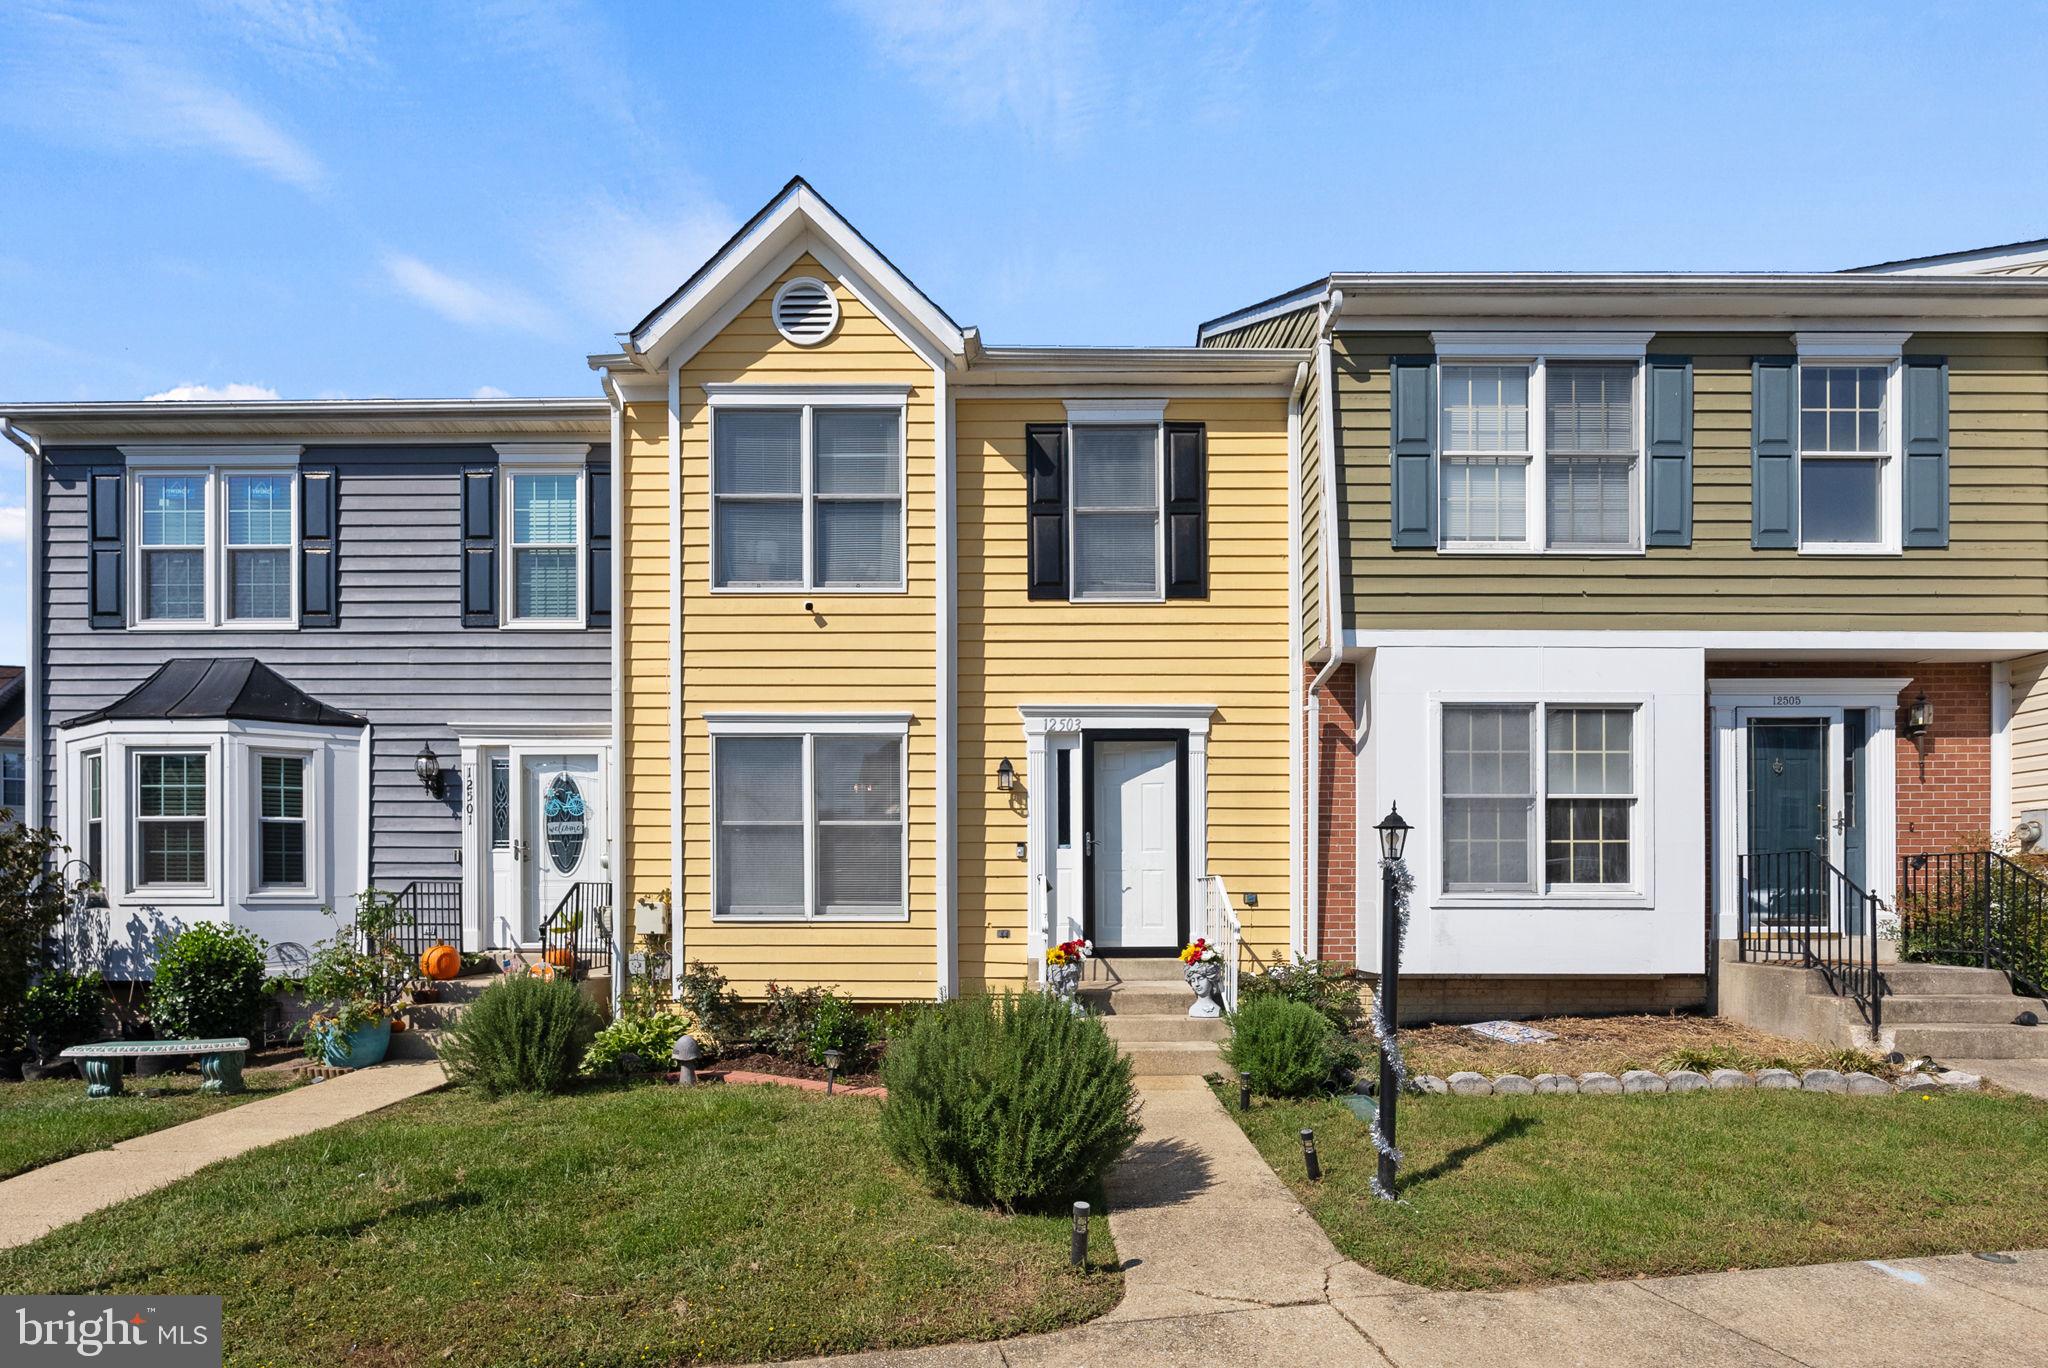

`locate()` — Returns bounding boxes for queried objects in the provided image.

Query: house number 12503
[1043,716,1084,733]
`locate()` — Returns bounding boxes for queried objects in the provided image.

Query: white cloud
[0,504,23,548]
[536,194,737,328]
[197,0,376,71]
[144,382,283,401]
[835,0,1107,146]
[381,253,558,334]
[471,385,511,399]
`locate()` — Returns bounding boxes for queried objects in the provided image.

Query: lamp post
[1373,803,1412,1202]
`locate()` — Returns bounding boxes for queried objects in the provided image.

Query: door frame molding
[1018,704,1214,976]
[1708,677,1909,943]
[1082,730,1190,956]
[452,724,611,953]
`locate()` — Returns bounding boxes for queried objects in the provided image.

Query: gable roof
[1848,236,2048,276]
[60,659,367,730]
[615,177,967,373]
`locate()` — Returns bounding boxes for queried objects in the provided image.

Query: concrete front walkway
[1948,1056,2048,1098]
[0,1057,445,1250]
[775,1077,2048,1367]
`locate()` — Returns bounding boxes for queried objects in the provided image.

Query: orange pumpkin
[544,947,575,970]
[419,943,462,981]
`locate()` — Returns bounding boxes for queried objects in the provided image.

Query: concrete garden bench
[58,1038,251,1098]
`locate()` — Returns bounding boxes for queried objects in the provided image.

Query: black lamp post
[1373,803,1412,1202]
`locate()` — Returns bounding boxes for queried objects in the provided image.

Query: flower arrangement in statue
[1179,937,1220,966]
[1179,938,1224,1018]
[1045,937,1091,968]
[1044,937,1091,1012]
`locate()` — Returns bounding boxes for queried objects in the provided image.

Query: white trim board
[1342,630,2048,661]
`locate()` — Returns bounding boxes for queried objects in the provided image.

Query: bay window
[135,752,207,887]
[257,754,308,889]
[1441,702,1640,896]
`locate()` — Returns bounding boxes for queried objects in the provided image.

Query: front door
[1746,720,1828,925]
[1087,738,1180,950]
[517,753,603,944]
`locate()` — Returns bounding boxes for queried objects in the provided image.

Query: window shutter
[1389,356,1437,548]
[1902,356,1949,549]
[461,465,498,627]
[1163,422,1207,599]
[1750,356,1798,549]
[587,463,613,627]
[1644,356,1693,547]
[87,469,124,629]
[1025,424,1067,600]
[298,466,338,628]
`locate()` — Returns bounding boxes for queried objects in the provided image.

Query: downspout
[1301,290,1344,965]
[666,359,685,1000]
[602,373,627,1017]
[932,359,957,1000]
[2,419,44,833]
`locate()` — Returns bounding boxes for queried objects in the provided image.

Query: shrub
[755,982,824,1061]
[150,922,268,1041]
[24,969,107,1060]
[808,990,871,1066]
[440,975,604,1096]
[881,992,1140,1213]
[1240,958,1364,1031]
[677,960,747,1047]
[1,823,95,1064]
[1224,996,1344,1098]
[579,1010,691,1077]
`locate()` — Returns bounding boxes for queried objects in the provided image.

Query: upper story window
[1440,366,1531,546]
[507,472,582,622]
[708,389,906,592]
[125,450,302,628]
[1798,363,1895,551]
[1545,365,1637,549]
[1071,424,1161,599]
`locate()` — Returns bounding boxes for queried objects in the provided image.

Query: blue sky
[1,0,2045,661]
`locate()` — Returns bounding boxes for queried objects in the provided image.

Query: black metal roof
[60,659,368,730]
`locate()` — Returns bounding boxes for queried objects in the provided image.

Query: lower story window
[258,754,307,888]
[714,730,905,920]
[136,752,207,886]
[84,752,104,880]
[1442,703,1637,895]
[0,749,23,812]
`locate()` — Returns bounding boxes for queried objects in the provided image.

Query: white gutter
[2,420,44,833]
[1993,661,2015,839]
[602,373,628,1018]
[667,360,685,1000]
[1302,291,1347,965]
[932,360,957,1000]
[1284,361,1308,959]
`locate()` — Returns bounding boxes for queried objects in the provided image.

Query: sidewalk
[772,1077,2048,1367]
[0,1058,445,1250]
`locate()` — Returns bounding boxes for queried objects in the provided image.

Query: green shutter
[1902,356,1949,549]
[1751,357,1797,549]
[1389,356,1436,548]
[1644,356,1693,547]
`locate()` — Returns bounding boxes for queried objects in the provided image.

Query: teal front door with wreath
[1747,719,1828,924]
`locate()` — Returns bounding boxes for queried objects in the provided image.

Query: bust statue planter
[1044,937,1091,1015]
[1179,939,1224,1018]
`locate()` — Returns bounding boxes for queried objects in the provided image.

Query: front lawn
[0,1071,302,1180]
[0,1082,1121,1366]
[1221,1082,2048,1290]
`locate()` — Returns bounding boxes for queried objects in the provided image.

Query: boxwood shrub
[149,923,268,1041]
[1223,995,1344,1097]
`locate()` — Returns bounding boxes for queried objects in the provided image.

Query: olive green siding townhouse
[1202,264,2048,1020]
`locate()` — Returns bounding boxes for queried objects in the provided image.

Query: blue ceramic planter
[320,1019,391,1068]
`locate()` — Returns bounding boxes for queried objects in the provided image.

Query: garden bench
[59,1038,250,1098]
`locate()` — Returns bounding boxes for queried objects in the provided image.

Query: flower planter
[1183,960,1224,1019]
[318,1019,392,1069]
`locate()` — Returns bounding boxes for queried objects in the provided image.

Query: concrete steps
[391,974,496,1058]
[1888,1022,2048,1060]
[1101,1013,1230,1044]
[1880,964,2015,997]
[1724,946,2048,1061]
[1878,994,2048,1025]
[1088,956,1225,1077]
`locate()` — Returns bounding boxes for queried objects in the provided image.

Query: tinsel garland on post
[1368,856,1414,1202]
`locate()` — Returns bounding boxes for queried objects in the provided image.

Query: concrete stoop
[1720,945,2048,1061]
[1085,955,1226,1078]
[390,974,498,1058]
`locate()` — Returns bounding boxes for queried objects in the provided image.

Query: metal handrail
[1737,850,1884,1033]
[1897,851,2048,997]
[1205,874,1244,1014]
[374,879,462,965]
[539,881,613,980]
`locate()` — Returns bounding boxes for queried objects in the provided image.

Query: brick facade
[1308,661,1359,965]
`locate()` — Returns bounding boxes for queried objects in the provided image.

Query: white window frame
[121,447,303,630]
[705,712,912,923]
[704,386,910,594]
[495,444,590,629]
[1065,399,1168,604]
[250,748,316,895]
[1793,334,1907,557]
[82,748,105,882]
[131,748,214,897]
[1429,334,1651,557]
[1430,693,1653,908]
[0,748,24,812]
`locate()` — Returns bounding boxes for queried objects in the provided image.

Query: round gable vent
[772,276,840,346]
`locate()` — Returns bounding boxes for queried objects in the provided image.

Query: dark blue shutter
[1751,356,1798,549]
[87,469,124,628]
[587,463,612,627]
[1644,357,1693,547]
[299,466,338,628]
[1163,423,1207,599]
[1902,356,1949,549]
[1389,356,1436,548]
[461,465,498,627]
[1025,425,1067,600]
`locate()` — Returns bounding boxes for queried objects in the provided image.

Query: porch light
[413,742,445,799]
[996,757,1016,792]
[1904,692,1933,741]
[1375,804,1412,861]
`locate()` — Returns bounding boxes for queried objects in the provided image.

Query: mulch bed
[1391,1013,1873,1080]
[703,1050,884,1091]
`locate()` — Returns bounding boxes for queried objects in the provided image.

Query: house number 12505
[1772,695,1803,706]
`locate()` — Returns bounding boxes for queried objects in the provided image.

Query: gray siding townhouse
[1,400,616,980]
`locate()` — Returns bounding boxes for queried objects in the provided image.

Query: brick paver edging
[1406,1066,1983,1097]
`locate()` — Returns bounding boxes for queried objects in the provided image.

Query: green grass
[0,1072,302,1180]
[1219,1082,2048,1290]
[0,1082,1121,1366]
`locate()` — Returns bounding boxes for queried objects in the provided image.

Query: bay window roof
[59,659,367,730]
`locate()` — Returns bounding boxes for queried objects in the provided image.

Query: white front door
[1091,739,1178,950]
[516,753,603,944]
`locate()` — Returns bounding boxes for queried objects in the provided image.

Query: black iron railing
[374,879,463,964]
[1897,851,2048,997]
[1738,850,1884,1033]
[540,882,613,980]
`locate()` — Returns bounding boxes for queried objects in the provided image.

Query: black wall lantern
[1375,802,1412,861]
[996,757,1016,792]
[1903,692,1933,742]
[414,742,446,799]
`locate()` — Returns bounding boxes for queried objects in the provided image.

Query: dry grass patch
[1397,1012,1882,1080]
